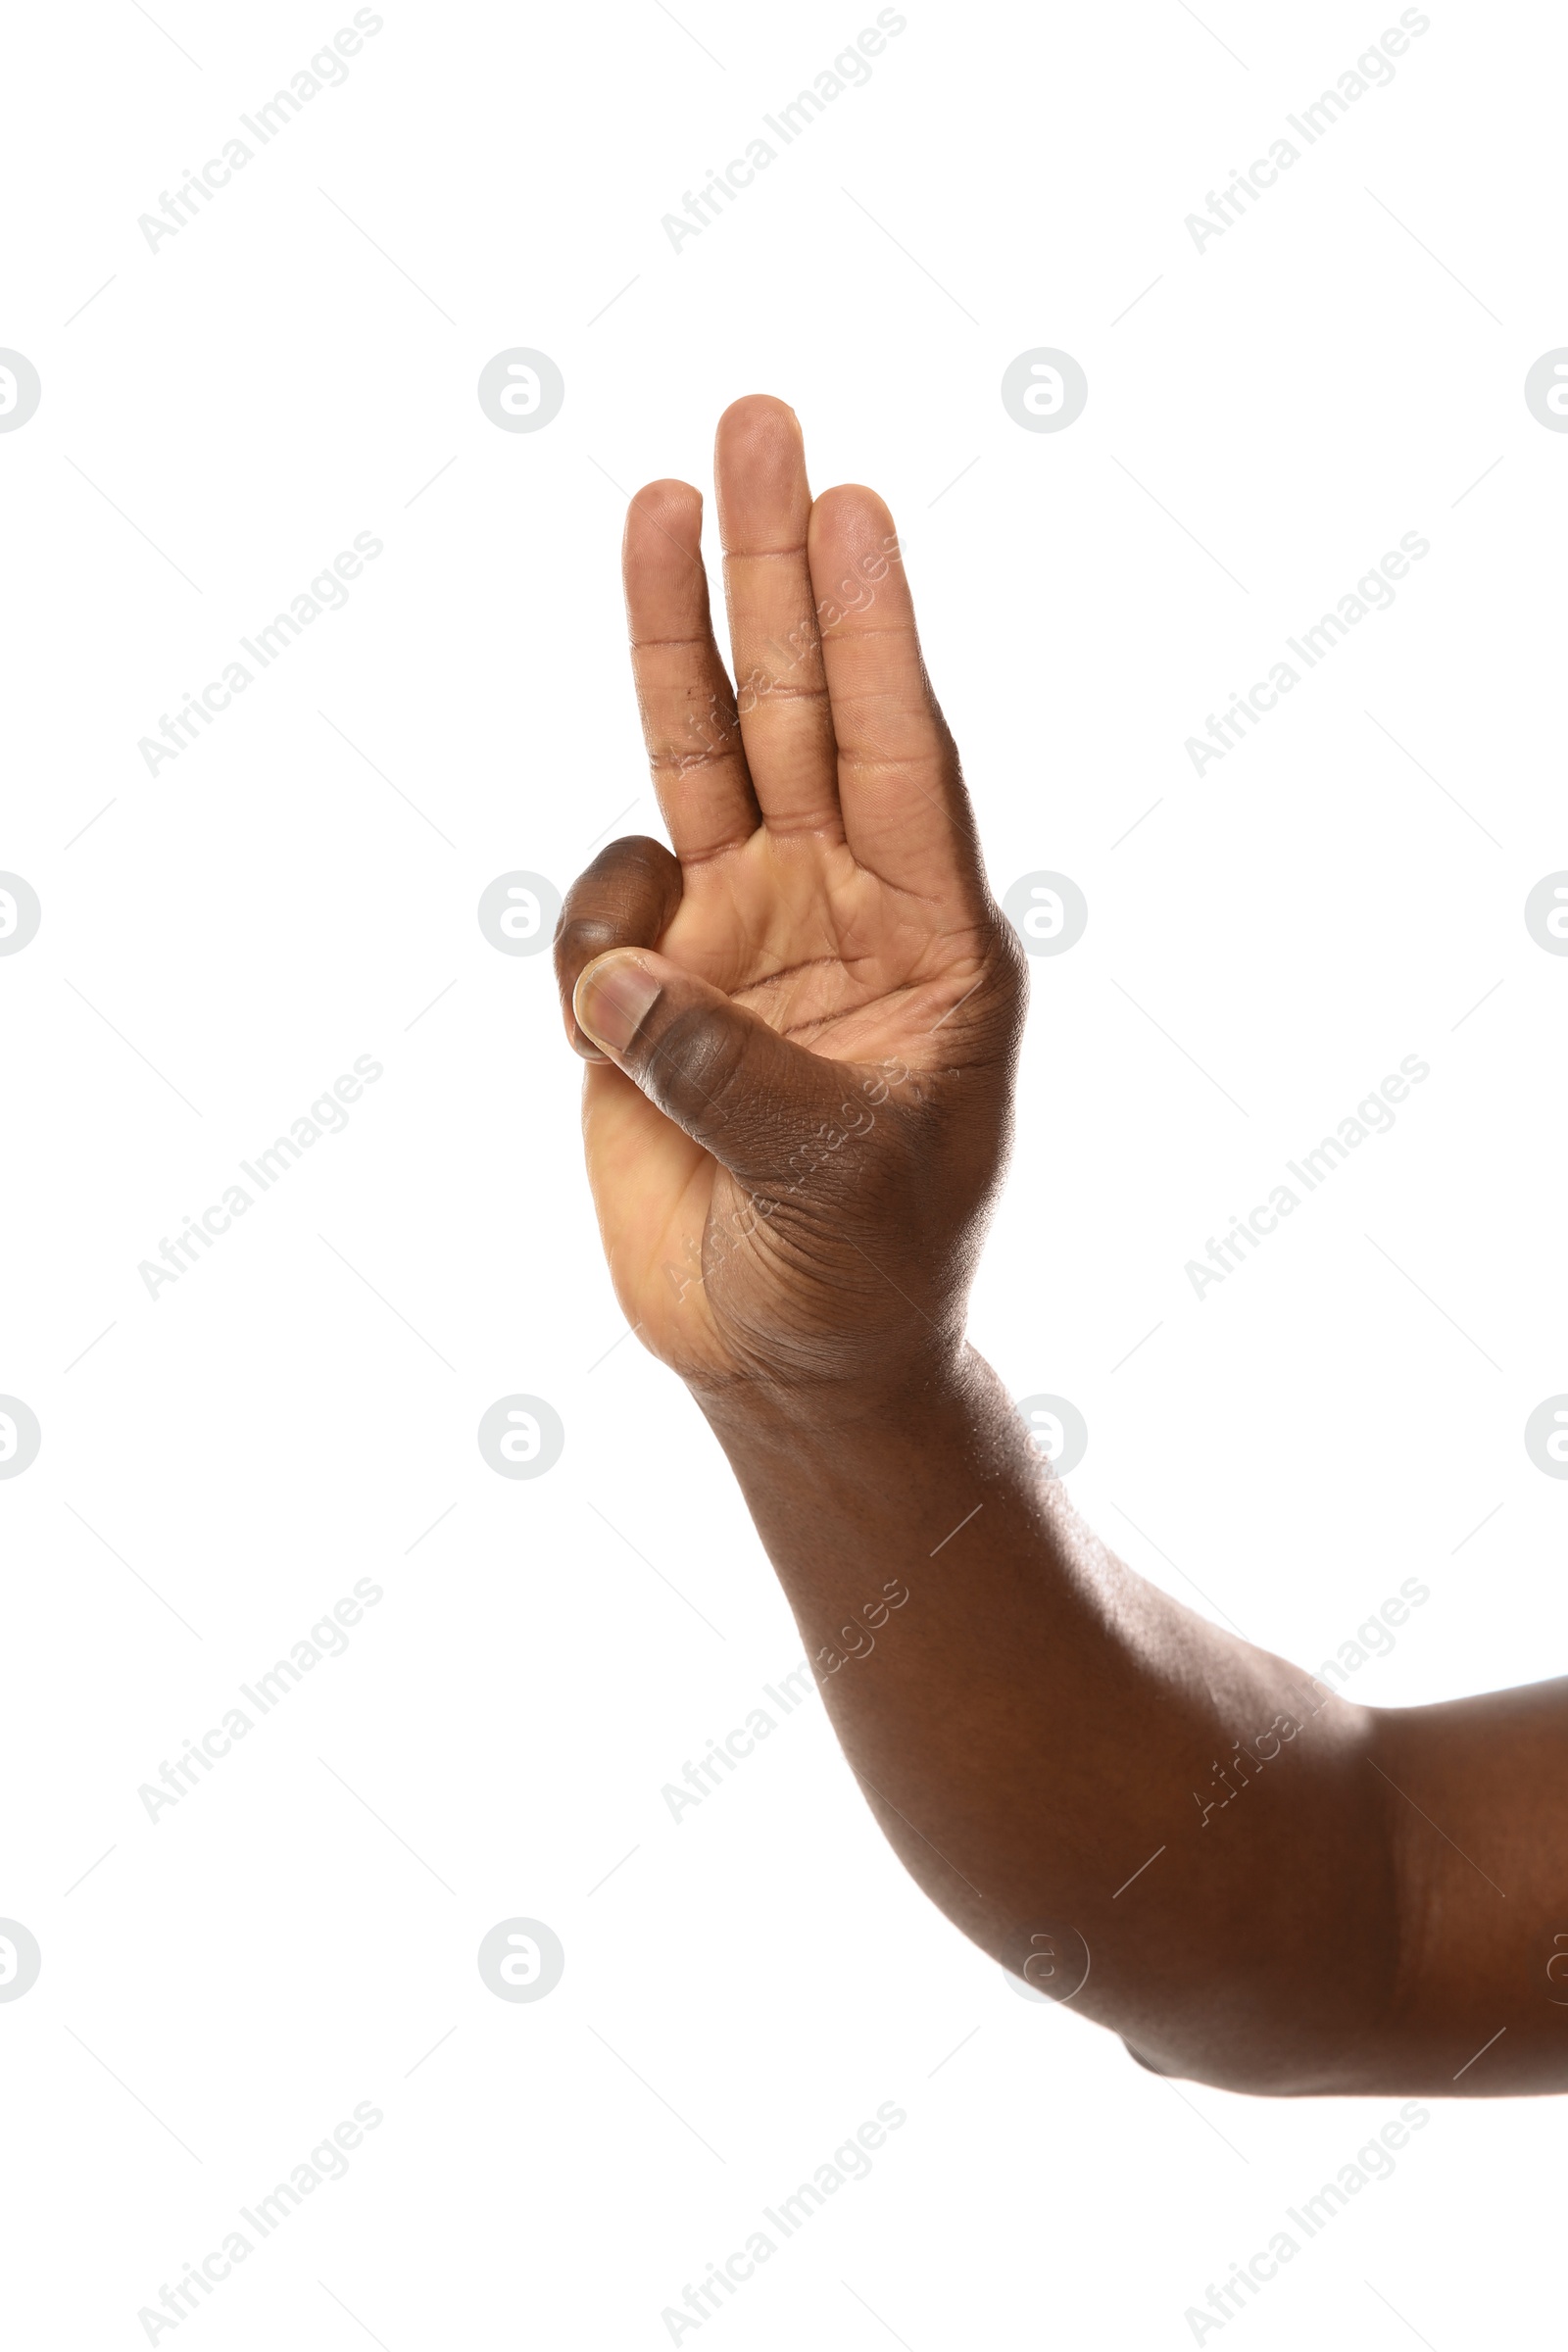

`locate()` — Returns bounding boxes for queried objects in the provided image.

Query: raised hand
[554,395,1024,1399]
[551,398,1568,2104]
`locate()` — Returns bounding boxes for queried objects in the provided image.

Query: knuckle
[645,1004,752,1129]
[584,831,673,884]
[555,911,626,973]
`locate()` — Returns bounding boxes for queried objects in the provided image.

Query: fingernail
[574,955,662,1054]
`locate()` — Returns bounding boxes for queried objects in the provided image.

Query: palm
[564,398,1012,1381]
[584,838,989,1371]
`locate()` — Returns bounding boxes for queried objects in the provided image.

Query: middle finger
[714,395,843,842]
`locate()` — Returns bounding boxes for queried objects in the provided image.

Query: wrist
[685,1334,976,1454]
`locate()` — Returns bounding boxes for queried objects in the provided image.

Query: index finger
[623,479,760,866]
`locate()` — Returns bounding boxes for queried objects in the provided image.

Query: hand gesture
[556,396,1025,1401]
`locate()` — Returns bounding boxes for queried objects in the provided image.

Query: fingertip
[714,393,801,455]
[808,481,900,558]
[630,475,703,512]
[808,485,912,645]
[714,399,811,551]
[624,478,704,559]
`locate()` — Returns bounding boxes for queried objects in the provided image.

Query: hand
[555,396,1025,1403]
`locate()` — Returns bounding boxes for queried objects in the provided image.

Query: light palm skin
[557,396,1024,1395]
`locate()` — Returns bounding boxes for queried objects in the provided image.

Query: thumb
[573,949,856,1190]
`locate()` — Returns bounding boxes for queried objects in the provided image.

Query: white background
[3,1,1565,2344]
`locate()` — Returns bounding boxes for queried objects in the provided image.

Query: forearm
[696,1343,1401,2094]
[566,401,1567,2098]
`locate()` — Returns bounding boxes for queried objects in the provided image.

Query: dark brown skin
[554,393,1568,2098]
